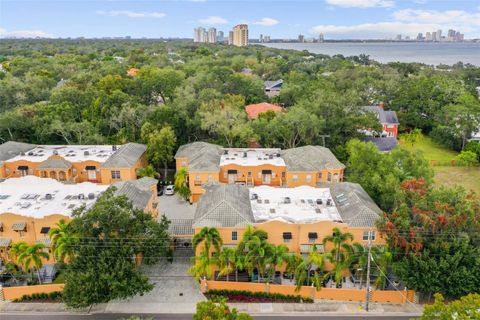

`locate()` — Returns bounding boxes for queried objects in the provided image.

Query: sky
[1,0,480,39]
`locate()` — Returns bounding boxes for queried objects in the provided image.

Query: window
[308,232,318,243]
[72,168,77,175]
[111,170,121,179]
[232,231,238,241]
[318,172,323,180]
[283,232,292,243]
[247,172,252,178]
[281,172,286,179]
[292,175,298,182]
[327,172,332,182]
[181,161,187,167]
[306,175,312,183]
[363,231,376,241]
[194,175,202,186]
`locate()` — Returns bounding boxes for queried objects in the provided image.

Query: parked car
[165,185,175,195]
[157,186,164,196]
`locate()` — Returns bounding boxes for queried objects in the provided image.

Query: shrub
[12,291,62,302]
[206,289,313,303]
[455,150,479,167]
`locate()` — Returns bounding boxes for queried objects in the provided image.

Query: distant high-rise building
[298,34,304,43]
[437,29,442,41]
[425,32,432,41]
[232,24,248,47]
[264,35,271,42]
[207,27,217,43]
[416,33,423,40]
[432,31,437,42]
[217,31,224,43]
[318,33,324,43]
[395,34,402,41]
[259,34,264,43]
[194,27,207,43]
[228,31,234,45]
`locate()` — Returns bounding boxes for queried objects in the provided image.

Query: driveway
[157,194,196,220]
[105,250,205,314]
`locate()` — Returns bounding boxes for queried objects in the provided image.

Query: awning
[36,239,52,247]
[283,232,292,240]
[227,170,237,174]
[12,222,27,231]
[300,244,325,253]
[40,227,51,234]
[308,232,318,239]
[85,165,96,170]
[17,165,29,170]
[0,238,12,247]
[262,170,272,174]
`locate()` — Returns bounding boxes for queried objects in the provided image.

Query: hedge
[207,289,313,303]
[12,291,63,302]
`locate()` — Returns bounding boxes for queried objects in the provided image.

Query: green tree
[455,150,479,167]
[62,188,171,308]
[265,244,289,283]
[192,227,223,260]
[174,167,191,201]
[137,164,160,179]
[194,299,252,320]
[137,68,185,104]
[189,249,214,282]
[17,243,50,284]
[402,128,421,147]
[293,245,326,291]
[141,124,177,179]
[420,293,480,320]
[215,247,236,281]
[49,219,76,263]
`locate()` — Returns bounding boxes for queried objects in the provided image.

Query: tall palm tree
[324,242,358,288]
[234,253,246,282]
[174,168,190,201]
[350,243,369,289]
[216,247,236,281]
[49,219,76,263]
[266,244,289,283]
[9,241,28,262]
[188,248,213,282]
[237,226,269,283]
[17,243,50,284]
[372,245,393,290]
[322,228,354,264]
[294,245,327,291]
[236,225,268,254]
[192,227,223,260]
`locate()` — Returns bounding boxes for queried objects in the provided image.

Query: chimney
[379,102,385,109]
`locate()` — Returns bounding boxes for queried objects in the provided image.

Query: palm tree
[188,248,213,282]
[372,246,393,290]
[324,242,358,288]
[138,164,160,178]
[17,243,50,284]
[322,227,354,264]
[174,168,190,201]
[293,245,327,291]
[234,253,246,282]
[216,247,236,281]
[350,243,369,289]
[236,225,268,254]
[237,226,269,282]
[192,227,223,260]
[9,241,28,262]
[49,219,76,263]
[266,244,289,283]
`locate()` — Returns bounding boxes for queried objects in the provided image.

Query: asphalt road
[1,313,417,320]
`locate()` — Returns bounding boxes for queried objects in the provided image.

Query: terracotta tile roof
[245,102,283,119]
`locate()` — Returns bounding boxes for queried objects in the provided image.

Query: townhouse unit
[0,141,147,184]
[0,176,159,263]
[175,142,346,202]
[168,182,384,260]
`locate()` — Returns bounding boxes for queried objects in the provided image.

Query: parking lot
[157,193,196,221]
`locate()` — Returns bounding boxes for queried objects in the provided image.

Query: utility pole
[319,135,330,147]
[365,230,373,311]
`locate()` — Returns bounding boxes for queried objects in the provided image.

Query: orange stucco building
[0,176,159,264]
[175,142,346,203]
[0,141,148,185]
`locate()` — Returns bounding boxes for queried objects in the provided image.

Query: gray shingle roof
[132,177,158,191]
[169,219,194,236]
[364,137,398,152]
[364,106,399,125]
[101,143,147,168]
[112,180,153,210]
[326,182,382,228]
[264,79,283,90]
[193,184,254,228]
[175,142,223,172]
[0,141,35,162]
[37,158,72,169]
[280,145,345,171]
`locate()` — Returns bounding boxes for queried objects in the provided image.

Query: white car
[165,185,175,195]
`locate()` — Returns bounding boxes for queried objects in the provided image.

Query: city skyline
[1,0,480,39]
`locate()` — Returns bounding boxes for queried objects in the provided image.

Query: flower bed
[206,289,313,303]
[12,291,62,303]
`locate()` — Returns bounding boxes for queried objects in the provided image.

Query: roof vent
[53,150,59,155]
[28,151,34,156]
[269,154,273,159]
[84,151,90,156]
[327,199,332,206]
[112,145,117,151]
[223,150,228,155]
[45,193,53,200]
[243,152,247,158]
[251,193,258,200]
[284,197,291,204]
[78,193,85,200]
[276,153,281,157]
[88,193,95,200]
[316,199,323,205]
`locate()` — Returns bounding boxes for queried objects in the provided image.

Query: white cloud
[325,0,395,8]
[96,10,166,18]
[0,27,53,38]
[253,17,279,26]
[311,7,480,39]
[199,16,228,25]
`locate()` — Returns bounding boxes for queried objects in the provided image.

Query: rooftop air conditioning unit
[243,152,247,158]
[84,151,90,156]
[112,145,117,151]
[78,193,85,200]
[223,150,228,155]
[251,193,258,200]
[316,199,323,205]
[88,193,95,199]
[327,199,332,206]
[284,197,291,204]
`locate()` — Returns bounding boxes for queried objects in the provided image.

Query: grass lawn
[399,134,458,163]
[433,166,480,195]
